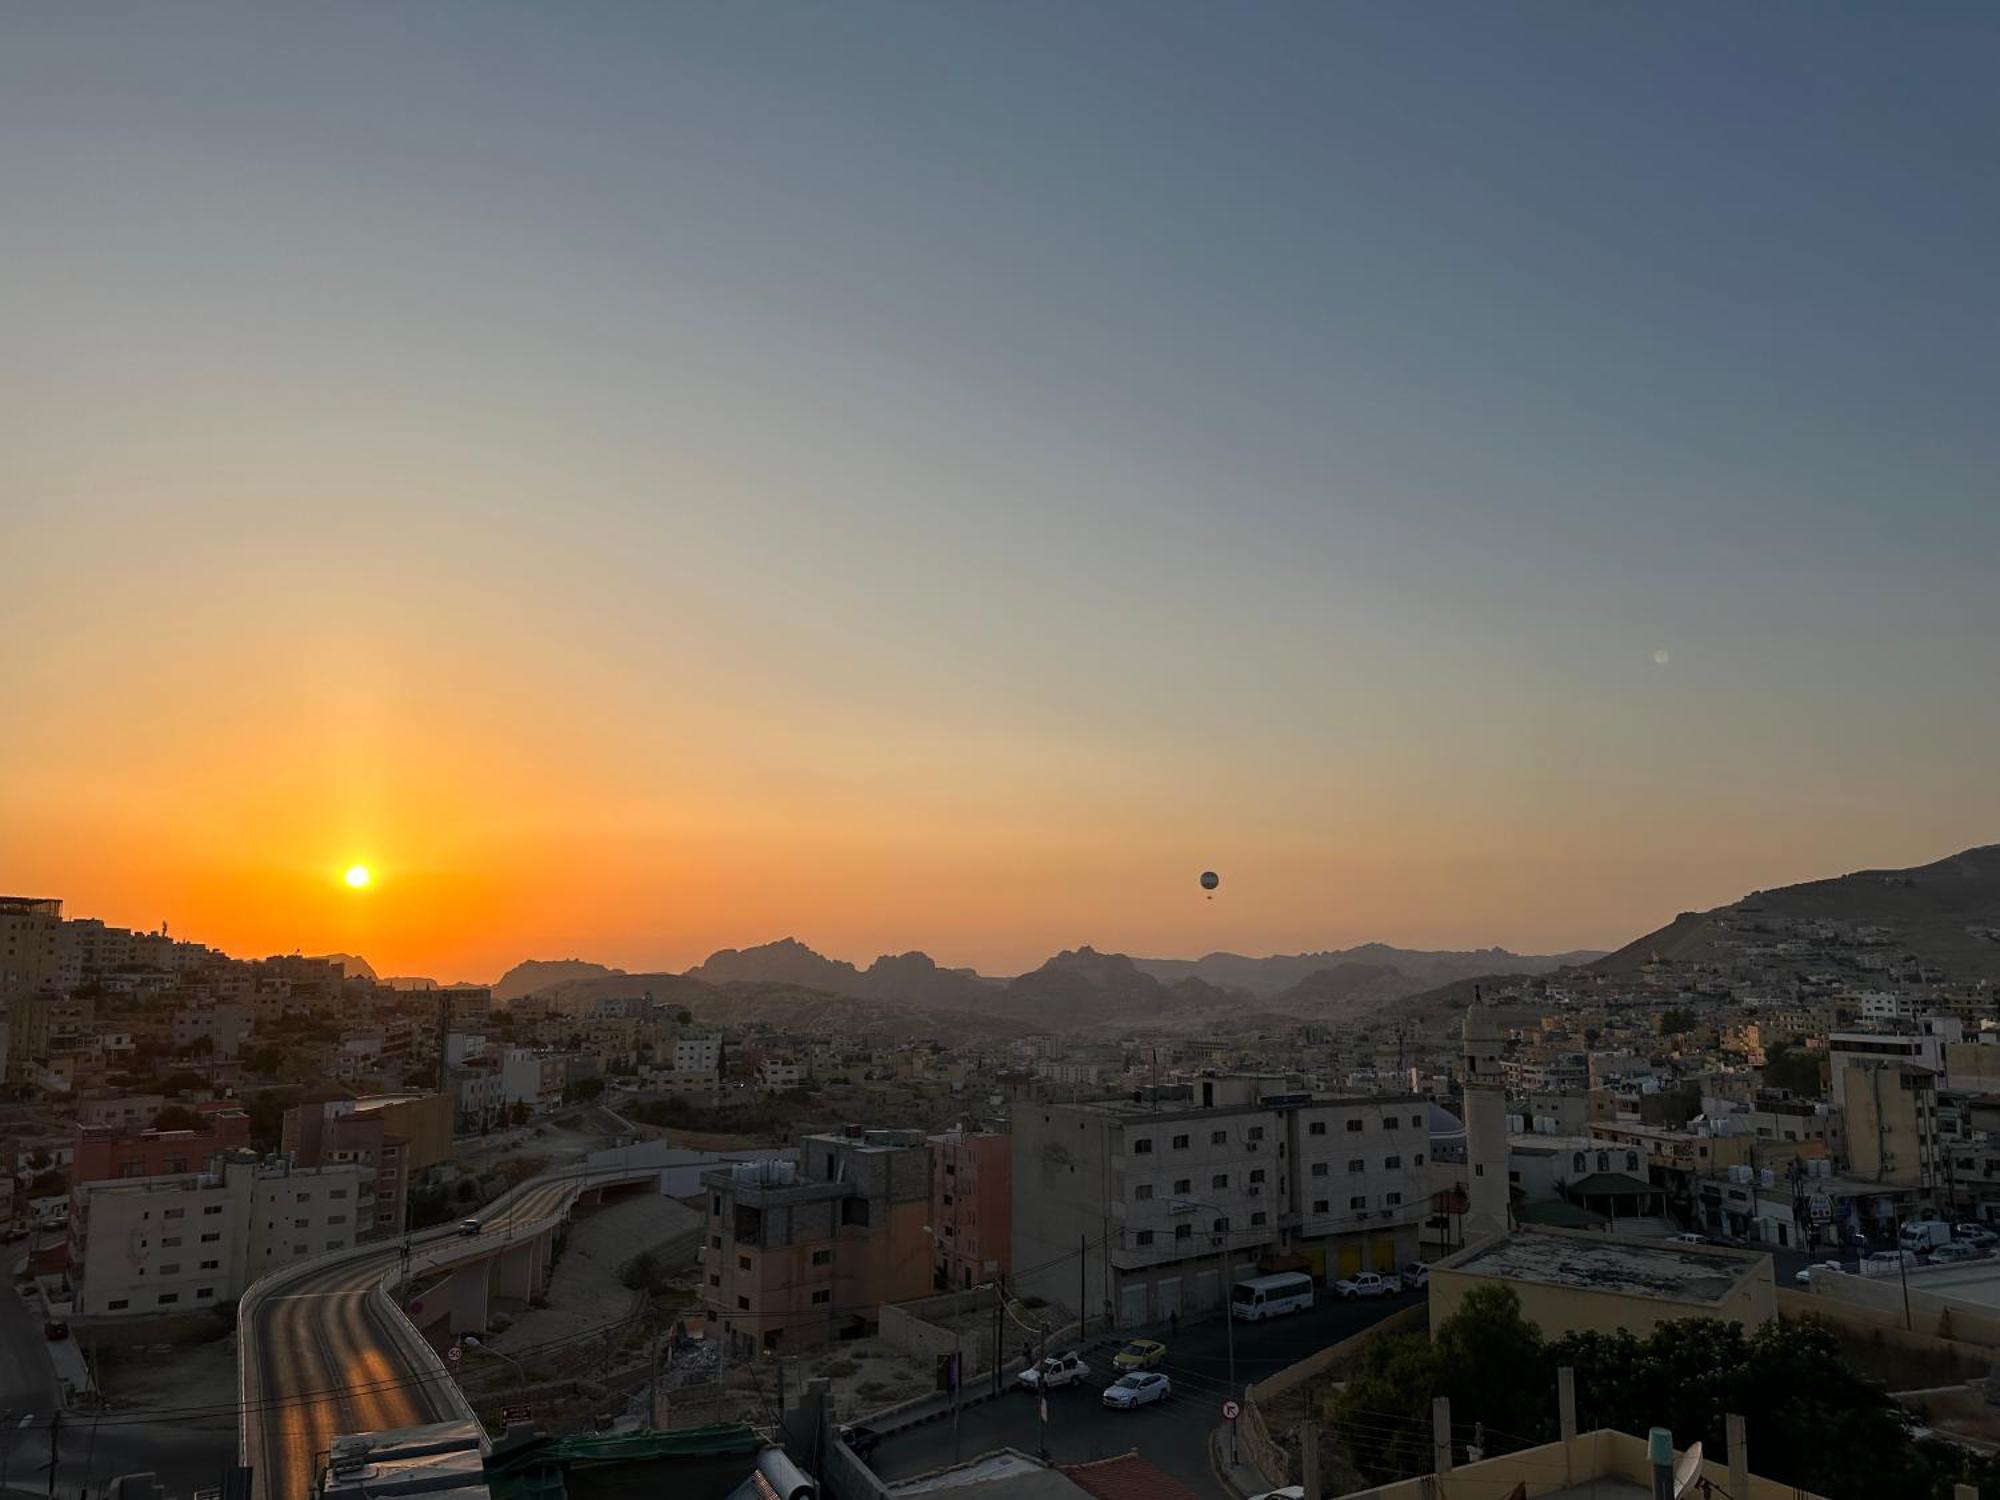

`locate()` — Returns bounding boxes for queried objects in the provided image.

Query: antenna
[1671,1440,1704,1498]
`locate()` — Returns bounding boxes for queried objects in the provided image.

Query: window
[200,1259,219,1270]
[1415,1153,1425,1166]
[164,1208,185,1220]
[1248,1169,1266,1184]
[160,1263,180,1275]
[293,1244,307,1255]
[709,1234,722,1249]
[1135,1230,1155,1246]
[1172,1134,1190,1150]
[1572,1152,1586,1172]
[1349,1195,1366,1210]
[1384,1156,1401,1170]
[1386,1192,1403,1206]
[107,1299,129,1311]
[1311,1162,1329,1177]
[157,1293,179,1306]
[201,1232,220,1243]
[293,1218,309,1230]
[1412,1114,1424,1128]
[297,1192,312,1203]
[1309,1121,1327,1136]
[1211,1173,1228,1189]
[162,1236,182,1248]
[1211,1130,1227,1145]
[1173,1178,1191,1193]
[1346,1119,1363,1133]
[197,1287,214,1300]
[737,1255,751,1271]
[1626,1152,1639,1171]
[1134,1184,1154,1201]
[1248,1126,1265,1141]
[709,1274,720,1288]
[1383,1116,1397,1130]
[737,1296,750,1310]
[811,1289,831,1305]
[331,1188,348,1200]
[203,1205,223,1215]
[1132,1137,1154,1155]
[1174,1223,1192,1241]
[1348,1159,1365,1173]
[711,1195,722,1215]
[1212,1217,1230,1234]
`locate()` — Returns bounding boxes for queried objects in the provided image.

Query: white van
[1231,1271,1315,1321]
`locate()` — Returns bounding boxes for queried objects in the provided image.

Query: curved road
[242,1170,645,1500]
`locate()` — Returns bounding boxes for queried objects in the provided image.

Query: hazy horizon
[6,6,1998,979]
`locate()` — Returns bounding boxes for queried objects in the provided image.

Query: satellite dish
[1671,1440,1704,1498]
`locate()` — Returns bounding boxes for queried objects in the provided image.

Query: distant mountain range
[493,958,626,1002]
[1133,943,1607,998]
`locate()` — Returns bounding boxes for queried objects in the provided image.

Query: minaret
[1462,1003,1509,1242]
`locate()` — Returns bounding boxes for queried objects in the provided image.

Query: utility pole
[44,1412,61,1500]
[1035,1321,1049,1460]
[1078,1233,1088,1338]
[950,1325,962,1463]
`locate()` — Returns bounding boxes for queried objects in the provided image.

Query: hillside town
[8,853,2000,1500]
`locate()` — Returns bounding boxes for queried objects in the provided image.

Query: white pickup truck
[1017,1351,1090,1391]
[1332,1271,1402,1300]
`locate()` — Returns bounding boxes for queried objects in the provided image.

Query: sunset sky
[5,5,1998,982]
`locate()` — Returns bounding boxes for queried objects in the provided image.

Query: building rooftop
[1443,1228,1763,1305]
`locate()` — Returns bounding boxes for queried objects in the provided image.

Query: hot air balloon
[1200,871,1219,898]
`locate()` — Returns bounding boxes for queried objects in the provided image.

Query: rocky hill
[1134,942,1602,997]
[493,958,624,1002]
[1593,843,2000,979]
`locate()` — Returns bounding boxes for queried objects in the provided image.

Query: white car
[1792,1260,1844,1284]
[1101,1371,1171,1409]
[1016,1351,1089,1391]
[1668,1232,1709,1245]
[1955,1223,1999,1246]
[1248,1490,1306,1500]
[1930,1242,1986,1263]
[1401,1261,1430,1289]
[1333,1271,1401,1300]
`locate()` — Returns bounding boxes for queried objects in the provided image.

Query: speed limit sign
[1221,1398,1241,1420]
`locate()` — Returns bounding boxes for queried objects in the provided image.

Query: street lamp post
[459,1335,529,1395]
[1170,1199,1236,1402]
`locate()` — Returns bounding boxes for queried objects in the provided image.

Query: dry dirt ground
[487,1193,703,1361]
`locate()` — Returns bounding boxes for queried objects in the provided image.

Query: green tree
[151,1105,206,1133]
[1762,1042,1823,1097]
[1658,1007,1697,1036]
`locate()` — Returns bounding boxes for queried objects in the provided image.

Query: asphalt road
[243,1167,646,1500]
[868,1289,1422,1498]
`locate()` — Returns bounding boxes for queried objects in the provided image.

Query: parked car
[1793,1260,1844,1285]
[1668,1232,1709,1246]
[1101,1371,1171,1409]
[838,1424,883,1458]
[1247,1490,1307,1500]
[1401,1261,1430,1289]
[1899,1220,1953,1252]
[1333,1271,1400,1300]
[1017,1351,1090,1390]
[1930,1242,1985,1263]
[1112,1339,1166,1371]
[456,1218,483,1237]
[1955,1223,1999,1246]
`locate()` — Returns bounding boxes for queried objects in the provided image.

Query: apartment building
[73,1114,255,1184]
[699,1128,931,1357]
[759,1058,805,1093]
[929,1130,1012,1290]
[69,1152,365,1316]
[672,1034,722,1076]
[1828,1021,1958,1107]
[1841,1058,1940,1189]
[500,1048,564,1113]
[1011,1076,1429,1329]
[0,899,63,1019]
[283,1091,453,1240]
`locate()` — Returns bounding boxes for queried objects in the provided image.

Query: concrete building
[72,1114,254,1185]
[1840,1057,1939,1190]
[0,900,64,1072]
[699,1127,931,1357]
[283,1091,453,1240]
[672,1033,722,1077]
[69,1152,366,1317]
[930,1130,1012,1290]
[1011,1077,1430,1329]
[500,1048,565,1114]
[758,1058,805,1093]
[1828,1021,1957,1106]
[1429,1226,1775,1341]
[1461,1007,1509,1242]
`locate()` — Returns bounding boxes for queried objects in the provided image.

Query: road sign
[1221,1398,1241,1421]
[501,1405,531,1425]
[447,1345,461,1365]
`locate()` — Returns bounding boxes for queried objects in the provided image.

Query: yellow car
[1112,1339,1166,1372]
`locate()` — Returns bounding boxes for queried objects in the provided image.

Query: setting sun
[343,865,372,890]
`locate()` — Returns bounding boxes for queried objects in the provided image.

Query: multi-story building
[1012,1076,1430,1329]
[283,1091,453,1240]
[72,1114,255,1185]
[68,1152,365,1317]
[1840,1058,1940,1190]
[1828,1022,1958,1107]
[759,1058,804,1093]
[0,900,64,1032]
[170,1002,253,1059]
[500,1048,564,1114]
[929,1130,1011,1290]
[700,1128,931,1357]
[672,1033,722,1077]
